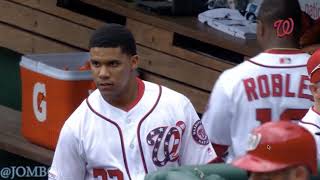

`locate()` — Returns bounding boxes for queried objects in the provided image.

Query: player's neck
[262,39,300,51]
[313,102,320,114]
[107,77,139,110]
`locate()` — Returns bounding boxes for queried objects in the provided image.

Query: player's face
[309,83,320,100]
[89,47,138,101]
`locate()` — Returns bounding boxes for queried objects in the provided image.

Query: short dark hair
[89,24,137,56]
[257,0,302,39]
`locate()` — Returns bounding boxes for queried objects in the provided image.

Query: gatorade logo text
[33,82,47,122]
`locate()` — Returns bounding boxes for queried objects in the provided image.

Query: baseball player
[48,24,216,180]
[232,121,318,180]
[202,0,313,163]
[299,49,320,161]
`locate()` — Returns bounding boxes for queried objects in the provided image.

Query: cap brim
[232,154,290,173]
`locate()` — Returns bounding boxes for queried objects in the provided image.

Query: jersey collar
[264,48,305,54]
[124,78,145,112]
[247,49,309,68]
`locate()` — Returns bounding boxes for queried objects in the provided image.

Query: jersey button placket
[130,144,134,149]
[126,118,131,124]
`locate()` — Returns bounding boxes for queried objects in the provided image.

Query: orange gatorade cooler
[20,52,94,150]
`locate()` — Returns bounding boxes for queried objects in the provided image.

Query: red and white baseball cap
[232,121,317,175]
[307,49,320,83]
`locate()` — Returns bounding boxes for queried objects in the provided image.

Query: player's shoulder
[213,61,249,91]
[301,108,320,125]
[300,108,320,136]
[218,58,253,79]
[143,80,191,104]
[63,90,100,128]
[64,99,88,125]
[58,100,87,139]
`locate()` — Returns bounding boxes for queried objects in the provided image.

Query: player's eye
[109,61,121,67]
[90,60,100,67]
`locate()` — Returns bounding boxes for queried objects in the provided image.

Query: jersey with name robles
[49,79,216,180]
[202,49,313,162]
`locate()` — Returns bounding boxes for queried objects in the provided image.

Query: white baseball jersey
[49,79,216,180]
[299,107,320,161]
[202,49,313,162]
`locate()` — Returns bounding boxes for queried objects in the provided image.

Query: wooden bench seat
[0,105,53,165]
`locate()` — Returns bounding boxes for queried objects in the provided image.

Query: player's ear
[291,166,309,180]
[256,19,265,38]
[130,54,139,70]
[256,19,265,49]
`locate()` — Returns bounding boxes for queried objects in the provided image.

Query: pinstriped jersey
[49,80,216,180]
[202,49,313,162]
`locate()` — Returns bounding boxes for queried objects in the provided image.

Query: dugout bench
[0,1,317,179]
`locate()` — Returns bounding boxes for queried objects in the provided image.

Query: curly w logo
[146,121,186,167]
[273,18,294,38]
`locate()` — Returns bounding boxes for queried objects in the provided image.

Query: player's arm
[178,100,217,165]
[201,75,233,162]
[48,122,86,180]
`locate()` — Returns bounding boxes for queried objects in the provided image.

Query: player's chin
[99,90,117,102]
[98,86,115,96]
[98,83,115,92]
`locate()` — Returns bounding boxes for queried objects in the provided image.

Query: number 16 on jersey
[256,108,308,124]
